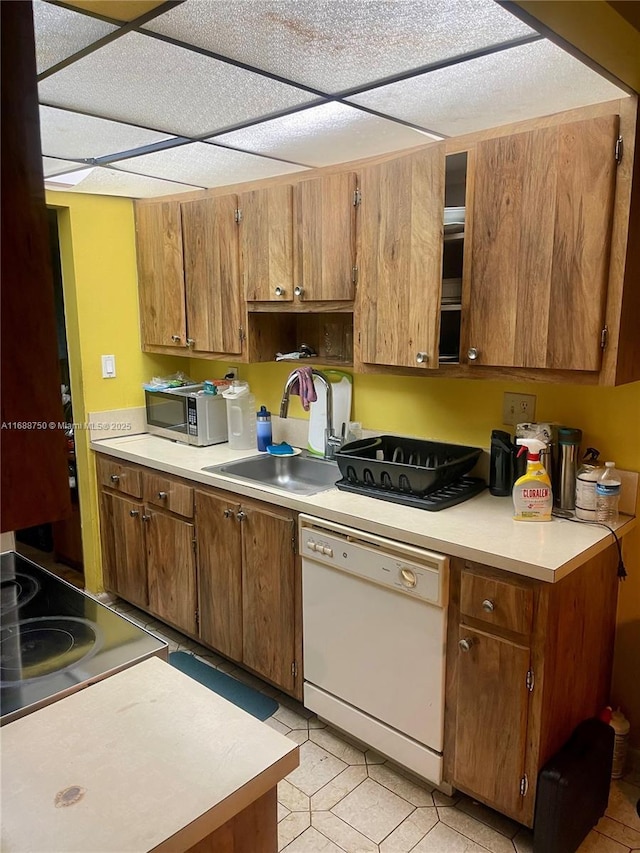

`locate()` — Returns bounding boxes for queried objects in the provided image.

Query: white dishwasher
[300,514,449,786]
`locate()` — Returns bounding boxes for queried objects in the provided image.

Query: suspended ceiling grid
[36,0,629,198]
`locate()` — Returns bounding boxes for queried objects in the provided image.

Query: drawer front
[143,471,193,517]
[96,456,142,498]
[460,569,533,636]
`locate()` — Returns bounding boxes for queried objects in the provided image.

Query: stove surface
[1,551,167,724]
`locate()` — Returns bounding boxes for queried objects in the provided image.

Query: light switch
[101,354,116,378]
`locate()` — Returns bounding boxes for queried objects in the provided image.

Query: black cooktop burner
[335,476,486,511]
[0,551,167,724]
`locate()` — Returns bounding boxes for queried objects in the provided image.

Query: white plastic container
[575,452,603,520]
[610,708,630,779]
[222,381,256,450]
[595,462,621,525]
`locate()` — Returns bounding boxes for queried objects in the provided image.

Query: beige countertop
[90,434,635,583]
[0,657,298,853]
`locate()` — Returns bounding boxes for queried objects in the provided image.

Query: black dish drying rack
[334,436,485,510]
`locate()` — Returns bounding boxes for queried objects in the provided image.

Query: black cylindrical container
[489,430,517,496]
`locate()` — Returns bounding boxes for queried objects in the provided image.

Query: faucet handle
[325,431,343,460]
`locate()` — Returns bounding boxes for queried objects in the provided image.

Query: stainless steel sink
[203,452,339,496]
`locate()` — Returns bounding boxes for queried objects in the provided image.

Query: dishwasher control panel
[299,516,448,606]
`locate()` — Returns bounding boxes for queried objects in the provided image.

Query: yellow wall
[48,190,183,591]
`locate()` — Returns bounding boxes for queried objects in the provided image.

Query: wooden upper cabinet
[181,194,243,355]
[466,115,619,371]
[358,146,446,368]
[240,185,294,302]
[135,201,186,349]
[294,172,358,302]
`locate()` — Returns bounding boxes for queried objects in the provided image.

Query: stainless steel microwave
[144,385,228,446]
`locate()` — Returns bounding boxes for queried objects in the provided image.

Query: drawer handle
[157,491,167,500]
[110,474,120,483]
[459,637,475,652]
[129,509,139,518]
[482,599,495,612]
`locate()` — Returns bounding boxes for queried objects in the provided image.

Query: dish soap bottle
[513,438,553,522]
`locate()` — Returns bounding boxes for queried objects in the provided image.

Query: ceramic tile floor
[110,600,640,853]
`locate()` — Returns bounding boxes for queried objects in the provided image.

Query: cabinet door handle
[416,352,429,364]
[482,599,495,612]
[110,474,120,483]
[142,514,151,522]
[223,509,233,518]
[459,637,476,652]
[236,510,246,521]
[294,285,304,298]
[274,286,285,297]
[171,335,181,343]
[186,338,195,348]
[157,491,167,500]
[467,347,479,362]
[129,509,139,518]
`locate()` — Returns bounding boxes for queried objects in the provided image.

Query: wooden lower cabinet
[99,491,147,609]
[444,548,619,826]
[146,507,197,636]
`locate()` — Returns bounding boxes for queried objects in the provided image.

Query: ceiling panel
[40,105,174,161]
[33,0,118,74]
[213,102,440,167]
[45,165,202,197]
[43,157,86,178]
[347,39,627,137]
[143,0,536,93]
[38,31,322,138]
[113,142,309,187]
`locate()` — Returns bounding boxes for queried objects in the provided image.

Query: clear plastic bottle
[595,461,621,525]
[222,381,257,450]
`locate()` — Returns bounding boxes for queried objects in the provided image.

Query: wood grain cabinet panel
[358,146,445,368]
[466,115,618,371]
[195,490,243,662]
[181,194,243,356]
[241,506,297,694]
[99,491,147,608]
[143,471,193,517]
[240,185,294,302]
[96,456,142,498]
[146,508,197,635]
[460,569,533,635]
[135,201,186,349]
[294,172,357,302]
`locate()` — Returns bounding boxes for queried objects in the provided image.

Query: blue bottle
[256,406,272,452]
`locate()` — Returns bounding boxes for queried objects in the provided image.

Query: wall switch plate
[101,354,116,378]
[503,392,536,426]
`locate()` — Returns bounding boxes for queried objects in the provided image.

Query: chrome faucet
[280,368,342,459]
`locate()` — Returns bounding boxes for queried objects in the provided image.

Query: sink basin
[203,453,339,496]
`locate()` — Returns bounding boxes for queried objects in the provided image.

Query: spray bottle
[513,438,553,522]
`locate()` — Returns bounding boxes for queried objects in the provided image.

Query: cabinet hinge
[192,537,197,553]
[234,208,243,223]
[291,661,298,678]
[615,136,623,164]
[526,669,535,692]
[353,188,361,207]
[195,609,199,630]
[600,325,608,350]
[520,774,529,797]
[352,266,358,284]
[239,327,246,343]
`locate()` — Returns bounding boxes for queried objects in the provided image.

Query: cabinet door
[195,490,243,661]
[181,194,243,355]
[454,627,530,819]
[295,172,357,301]
[467,115,618,370]
[146,508,197,635]
[135,201,186,349]
[241,506,296,692]
[240,185,294,302]
[99,492,147,608]
[358,147,445,368]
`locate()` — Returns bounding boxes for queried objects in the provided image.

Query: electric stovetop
[0,551,167,725]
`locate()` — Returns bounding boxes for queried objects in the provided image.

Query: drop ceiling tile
[34,0,119,75]
[38,31,322,138]
[144,0,536,93]
[40,105,174,161]
[348,40,628,137]
[113,142,309,188]
[45,166,202,198]
[213,102,439,167]
[43,157,86,178]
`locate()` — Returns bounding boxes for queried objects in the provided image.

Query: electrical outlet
[225,366,238,380]
[502,392,536,426]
